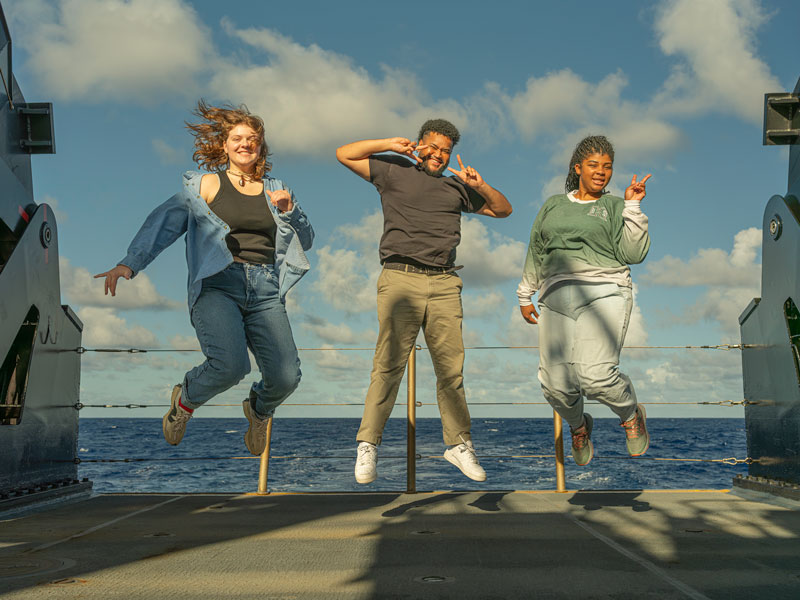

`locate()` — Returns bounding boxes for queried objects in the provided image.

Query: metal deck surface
[1,490,798,599]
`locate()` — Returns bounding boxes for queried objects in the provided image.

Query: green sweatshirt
[517,193,650,304]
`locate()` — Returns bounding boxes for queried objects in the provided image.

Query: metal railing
[73,343,755,495]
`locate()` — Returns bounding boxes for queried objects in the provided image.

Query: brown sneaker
[621,405,649,456]
[243,398,269,456]
[162,384,192,446]
[570,413,594,466]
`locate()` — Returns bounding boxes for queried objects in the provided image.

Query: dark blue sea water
[77,418,747,494]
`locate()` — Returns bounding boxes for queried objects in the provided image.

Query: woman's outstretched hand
[624,174,652,202]
[94,265,133,296]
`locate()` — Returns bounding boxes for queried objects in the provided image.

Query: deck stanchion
[257,416,274,495]
[407,345,417,493]
[553,411,566,492]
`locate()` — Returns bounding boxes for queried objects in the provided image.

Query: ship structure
[735,77,800,499]
[0,5,89,510]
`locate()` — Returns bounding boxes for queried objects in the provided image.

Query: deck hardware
[17,103,55,153]
[39,222,52,248]
[49,578,86,585]
[769,215,782,239]
[414,575,454,583]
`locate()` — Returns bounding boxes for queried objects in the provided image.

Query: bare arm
[447,155,512,218]
[335,137,419,181]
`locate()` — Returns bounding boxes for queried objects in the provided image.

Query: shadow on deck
[1,489,798,599]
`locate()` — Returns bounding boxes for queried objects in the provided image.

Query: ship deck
[1,489,799,599]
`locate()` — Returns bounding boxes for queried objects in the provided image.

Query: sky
[5,0,799,421]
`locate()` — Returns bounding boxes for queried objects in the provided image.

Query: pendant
[238,176,245,187]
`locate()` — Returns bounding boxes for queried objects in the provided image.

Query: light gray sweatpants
[537,281,638,429]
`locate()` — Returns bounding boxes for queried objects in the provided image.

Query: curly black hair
[565,135,614,193]
[417,119,460,146]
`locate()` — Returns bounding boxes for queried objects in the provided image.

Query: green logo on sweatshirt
[587,205,609,221]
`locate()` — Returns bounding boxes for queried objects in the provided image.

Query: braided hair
[564,135,614,193]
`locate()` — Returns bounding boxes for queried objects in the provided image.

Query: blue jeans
[181,262,301,418]
[537,281,638,429]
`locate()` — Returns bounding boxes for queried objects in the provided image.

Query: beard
[421,156,448,176]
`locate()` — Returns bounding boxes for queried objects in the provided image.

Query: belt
[383,262,462,275]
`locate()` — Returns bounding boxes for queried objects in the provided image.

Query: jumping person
[95,101,313,455]
[517,135,651,466]
[336,119,512,484]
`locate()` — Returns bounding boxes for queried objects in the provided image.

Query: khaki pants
[356,268,472,446]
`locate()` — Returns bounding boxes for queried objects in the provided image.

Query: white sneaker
[444,439,486,482]
[355,442,377,484]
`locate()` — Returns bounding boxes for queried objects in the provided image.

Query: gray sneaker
[243,399,269,456]
[162,384,192,446]
[570,413,594,466]
[621,405,649,456]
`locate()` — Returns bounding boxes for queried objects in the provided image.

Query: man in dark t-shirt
[336,119,512,484]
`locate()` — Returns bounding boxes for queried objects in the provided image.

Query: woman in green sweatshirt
[517,135,651,466]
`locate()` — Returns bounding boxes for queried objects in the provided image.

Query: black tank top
[209,172,277,264]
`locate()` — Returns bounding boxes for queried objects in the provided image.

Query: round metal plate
[414,575,455,584]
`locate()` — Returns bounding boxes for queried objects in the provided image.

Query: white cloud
[210,22,467,156]
[313,212,382,313]
[642,228,761,337]
[310,346,373,382]
[501,306,540,348]
[458,217,527,288]
[152,139,186,166]
[642,228,761,287]
[167,334,201,351]
[475,69,686,164]
[653,0,782,123]
[641,350,743,404]
[301,317,375,345]
[77,307,159,348]
[8,0,779,162]
[40,194,67,224]
[624,284,649,348]
[314,246,381,313]
[9,0,211,103]
[61,257,182,310]
[463,291,507,318]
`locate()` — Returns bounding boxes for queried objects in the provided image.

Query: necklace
[226,168,257,187]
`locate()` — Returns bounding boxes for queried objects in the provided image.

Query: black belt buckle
[384,262,462,275]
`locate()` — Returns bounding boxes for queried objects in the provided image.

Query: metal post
[407,345,417,493]
[553,411,566,493]
[257,416,274,495]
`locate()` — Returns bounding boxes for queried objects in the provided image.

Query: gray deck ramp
[1,490,798,599]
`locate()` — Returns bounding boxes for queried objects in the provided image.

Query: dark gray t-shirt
[369,154,486,267]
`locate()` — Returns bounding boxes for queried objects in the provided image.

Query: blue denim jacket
[120,171,314,309]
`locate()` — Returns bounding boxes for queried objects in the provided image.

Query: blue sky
[6,0,799,419]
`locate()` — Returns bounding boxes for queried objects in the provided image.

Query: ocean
[77,418,748,493]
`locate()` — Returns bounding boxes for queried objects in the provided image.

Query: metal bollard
[407,345,417,493]
[553,411,566,492]
[257,416,274,495]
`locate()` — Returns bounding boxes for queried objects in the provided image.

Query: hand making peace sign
[447,155,484,188]
[387,137,418,160]
[624,174,652,203]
